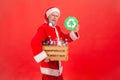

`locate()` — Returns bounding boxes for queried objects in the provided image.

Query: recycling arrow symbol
[64,16,78,30]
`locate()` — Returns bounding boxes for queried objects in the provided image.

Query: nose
[52,14,59,18]
[54,16,57,20]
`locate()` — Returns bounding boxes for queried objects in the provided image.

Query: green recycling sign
[64,16,78,30]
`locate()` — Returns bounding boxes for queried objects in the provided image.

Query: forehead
[50,11,59,16]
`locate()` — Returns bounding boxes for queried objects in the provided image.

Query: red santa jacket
[31,23,79,76]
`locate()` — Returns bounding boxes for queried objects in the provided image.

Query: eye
[51,14,54,17]
[51,14,59,18]
[55,15,59,17]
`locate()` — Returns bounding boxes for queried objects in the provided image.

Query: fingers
[44,57,50,63]
[74,24,80,32]
[77,24,80,27]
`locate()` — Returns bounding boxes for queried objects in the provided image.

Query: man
[31,7,79,80]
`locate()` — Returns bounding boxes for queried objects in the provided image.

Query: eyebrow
[51,14,59,17]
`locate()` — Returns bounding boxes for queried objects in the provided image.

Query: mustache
[48,18,57,26]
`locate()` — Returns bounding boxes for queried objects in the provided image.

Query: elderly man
[31,7,79,80]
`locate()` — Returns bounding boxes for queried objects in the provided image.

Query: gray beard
[48,18,57,26]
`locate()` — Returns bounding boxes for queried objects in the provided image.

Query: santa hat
[46,7,60,17]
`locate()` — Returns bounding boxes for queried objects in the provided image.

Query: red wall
[0,0,120,80]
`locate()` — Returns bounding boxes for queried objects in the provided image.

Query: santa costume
[31,7,79,80]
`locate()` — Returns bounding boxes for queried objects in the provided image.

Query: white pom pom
[49,23,52,26]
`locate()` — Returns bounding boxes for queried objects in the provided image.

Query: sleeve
[31,27,47,63]
[57,26,80,42]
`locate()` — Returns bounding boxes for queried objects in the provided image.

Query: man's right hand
[44,57,50,63]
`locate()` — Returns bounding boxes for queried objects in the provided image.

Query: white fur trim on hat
[46,8,60,17]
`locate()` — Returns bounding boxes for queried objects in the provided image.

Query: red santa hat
[46,7,60,17]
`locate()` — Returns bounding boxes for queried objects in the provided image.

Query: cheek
[51,16,55,20]
[56,17,59,21]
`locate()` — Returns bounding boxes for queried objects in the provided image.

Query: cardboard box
[43,45,68,61]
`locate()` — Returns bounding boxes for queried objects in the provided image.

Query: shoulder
[37,23,48,31]
[56,25,60,29]
[56,25,61,31]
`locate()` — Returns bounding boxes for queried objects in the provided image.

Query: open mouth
[52,20,56,22]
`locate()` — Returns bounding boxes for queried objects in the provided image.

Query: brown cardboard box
[43,45,68,61]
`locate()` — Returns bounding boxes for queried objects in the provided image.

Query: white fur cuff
[70,31,80,40]
[34,51,47,63]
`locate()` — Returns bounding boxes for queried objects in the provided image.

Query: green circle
[64,16,78,30]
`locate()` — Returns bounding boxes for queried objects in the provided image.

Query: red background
[0,0,120,80]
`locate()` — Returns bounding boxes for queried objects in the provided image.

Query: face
[48,12,60,26]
